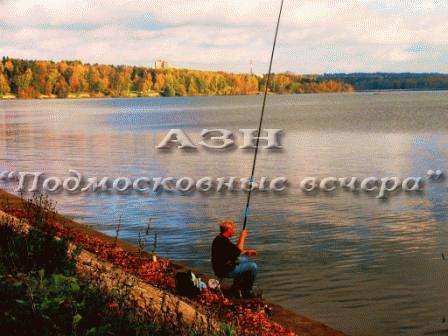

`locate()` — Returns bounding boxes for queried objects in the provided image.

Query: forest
[0,57,353,99]
[320,72,448,91]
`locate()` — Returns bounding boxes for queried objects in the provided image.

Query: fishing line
[242,0,285,230]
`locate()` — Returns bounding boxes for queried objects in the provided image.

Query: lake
[1,91,448,336]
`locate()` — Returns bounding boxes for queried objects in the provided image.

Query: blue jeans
[226,256,257,293]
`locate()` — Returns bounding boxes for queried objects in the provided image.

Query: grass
[0,194,236,336]
[0,192,298,335]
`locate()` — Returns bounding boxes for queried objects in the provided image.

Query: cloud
[0,0,447,73]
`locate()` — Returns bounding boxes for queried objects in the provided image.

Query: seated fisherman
[211,220,258,298]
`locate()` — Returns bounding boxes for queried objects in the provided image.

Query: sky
[0,0,447,74]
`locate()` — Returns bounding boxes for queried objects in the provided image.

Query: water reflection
[1,91,448,336]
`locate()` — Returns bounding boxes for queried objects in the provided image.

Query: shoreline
[0,91,316,100]
[2,88,448,101]
[0,188,346,336]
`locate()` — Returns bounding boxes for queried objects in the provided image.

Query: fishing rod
[242,0,285,230]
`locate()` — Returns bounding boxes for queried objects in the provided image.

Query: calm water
[1,92,448,336]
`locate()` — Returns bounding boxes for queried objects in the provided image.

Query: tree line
[0,57,353,99]
[320,72,448,91]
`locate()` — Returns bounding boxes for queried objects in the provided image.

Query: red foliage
[4,205,294,336]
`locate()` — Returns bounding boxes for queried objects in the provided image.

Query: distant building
[154,59,172,70]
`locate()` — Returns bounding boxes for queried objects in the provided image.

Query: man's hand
[240,230,256,256]
[237,229,248,251]
[243,249,257,257]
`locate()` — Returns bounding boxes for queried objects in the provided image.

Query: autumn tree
[87,67,103,93]
[0,57,357,99]
[13,68,35,98]
[136,70,153,95]
[153,72,166,92]
[54,76,69,98]
[161,84,175,97]
[0,72,10,96]
[175,83,187,96]
[68,63,88,93]
[110,66,131,96]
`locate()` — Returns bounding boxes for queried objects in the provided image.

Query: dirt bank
[0,189,347,336]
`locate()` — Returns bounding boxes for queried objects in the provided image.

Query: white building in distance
[154,60,172,70]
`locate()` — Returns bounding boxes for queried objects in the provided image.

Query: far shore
[3,88,448,101]
[0,91,296,100]
[0,91,160,100]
